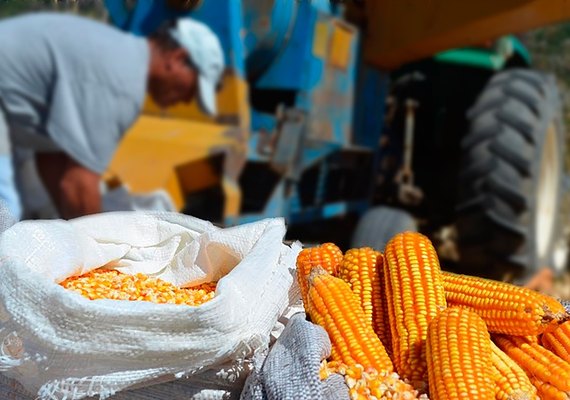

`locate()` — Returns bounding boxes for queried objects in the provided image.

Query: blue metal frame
[104,0,389,228]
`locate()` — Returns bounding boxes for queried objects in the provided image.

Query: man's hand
[35,152,101,219]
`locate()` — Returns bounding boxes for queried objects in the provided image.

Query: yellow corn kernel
[319,359,333,380]
[60,269,216,306]
[494,334,570,393]
[319,360,426,399]
[490,340,538,400]
[296,243,343,306]
[337,247,391,352]
[542,320,570,363]
[442,271,569,336]
[383,231,447,389]
[307,266,393,374]
[426,307,494,400]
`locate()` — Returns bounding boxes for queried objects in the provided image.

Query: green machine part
[434,35,531,70]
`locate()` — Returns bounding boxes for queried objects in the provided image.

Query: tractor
[353,34,568,285]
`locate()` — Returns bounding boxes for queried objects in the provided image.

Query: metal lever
[395,99,424,206]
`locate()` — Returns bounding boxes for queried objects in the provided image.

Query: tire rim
[536,123,559,261]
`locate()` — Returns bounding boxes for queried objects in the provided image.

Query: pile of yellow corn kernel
[60,269,217,306]
[319,360,428,400]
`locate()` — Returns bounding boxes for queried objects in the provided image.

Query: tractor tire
[455,68,566,283]
[351,206,417,252]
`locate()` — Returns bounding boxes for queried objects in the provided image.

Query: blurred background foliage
[0,0,107,19]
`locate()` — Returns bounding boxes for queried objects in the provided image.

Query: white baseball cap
[169,18,224,116]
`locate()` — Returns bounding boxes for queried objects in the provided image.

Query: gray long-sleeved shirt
[0,12,149,173]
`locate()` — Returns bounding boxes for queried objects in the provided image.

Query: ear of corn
[60,269,216,306]
[529,376,570,400]
[337,247,391,351]
[442,271,569,335]
[490,340,538,400]
[494,334,570,392]
[306,266,394,374]
[383,231,447,389]
[296,243,343,306]
[542,320,570,363]
[426,307,494,400]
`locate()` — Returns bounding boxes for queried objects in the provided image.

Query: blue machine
[104,0,389,242]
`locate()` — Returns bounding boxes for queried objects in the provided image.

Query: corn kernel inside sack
[60,269,217,306]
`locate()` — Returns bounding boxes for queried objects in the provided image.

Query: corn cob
[296,243,343,306]
[490,340,538,400]
[60,269,216,306]
[494,334,570,392]
[426,307,494,400]
[542,320,570,363]
[337,247,391,351]
[529,376,569,400]
[306,266,394,374]
[383,231,447,389]
[442,271,569,335]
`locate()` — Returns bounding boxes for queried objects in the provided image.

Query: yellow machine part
[105,115,244,215]
[359,0,570,69]
[105,69,249,219]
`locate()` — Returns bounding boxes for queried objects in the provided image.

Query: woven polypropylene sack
[0,364,245,400]
[240,313,350,400]
[0,198,15,234]
[0,211,301,399]
[0,359,250,400]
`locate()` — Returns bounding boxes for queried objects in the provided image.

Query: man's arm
[35,152,101,219]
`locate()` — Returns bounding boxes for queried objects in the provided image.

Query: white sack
[0,211,301,400]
